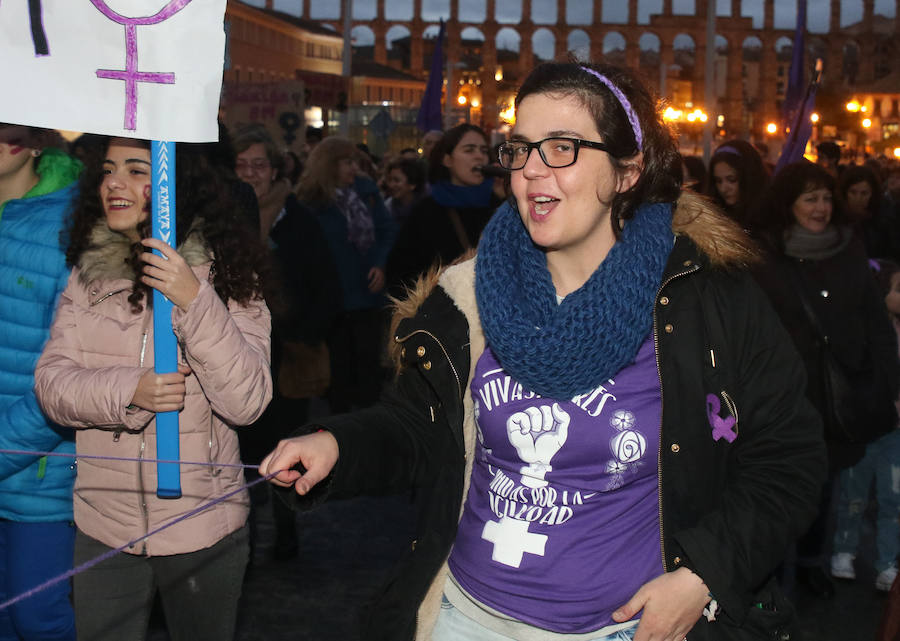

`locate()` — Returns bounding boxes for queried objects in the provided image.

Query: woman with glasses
[261,62,825,641]
[386,123,503,297]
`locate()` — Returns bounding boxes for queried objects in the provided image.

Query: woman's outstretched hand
[612,567,710,641]
[140,238,201,311]
[259,431,339,495]
[130,364,192,413]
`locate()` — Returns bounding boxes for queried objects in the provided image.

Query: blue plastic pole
[151,140,181,499]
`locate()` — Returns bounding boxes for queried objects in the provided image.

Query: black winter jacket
[288,195,826,641]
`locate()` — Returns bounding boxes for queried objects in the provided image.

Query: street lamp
[862,118,872,128]
[810,112,819,123]
[766,122,778,134]
[846,100,861,113]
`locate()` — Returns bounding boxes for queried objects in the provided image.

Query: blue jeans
[0,520,76,641]
[432,594,637,641]
[833,429,900,572]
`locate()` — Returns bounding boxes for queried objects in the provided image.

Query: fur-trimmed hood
[77,219,212,285]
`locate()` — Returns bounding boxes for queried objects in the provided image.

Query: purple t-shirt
[448,336,663,633]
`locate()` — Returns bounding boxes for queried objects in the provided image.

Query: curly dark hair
[754,160,843,252]
[66,137,269,312]
[513,61,682,238]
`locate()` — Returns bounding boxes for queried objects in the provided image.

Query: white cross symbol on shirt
[481,516,547,568]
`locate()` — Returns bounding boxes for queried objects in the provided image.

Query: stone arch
[385,0,413,21]
[600,3,628,24]
[673,33,696,75]
[638,0,663,25]
[742,35,762,62]
[673,0,696,15]
[385,25,410,50]
[715,34,730,55]
[532,1,557,24]
[568,29,591,62]
[461,26,485,42]
[496,0,523,23]
[602,31,627,65]
[309,4,340,19]
[841,0,864,28]
[874,36,893,80]
[421,0,450,22]
[351,25,375,47]
[566,0,592,25]
[639,32,661,67]
[353,0,376,20]
[497,27,521,54]
[532,28,555,61]
[422,24,442,39]
[774,36,793,61]
[459,0,486,23]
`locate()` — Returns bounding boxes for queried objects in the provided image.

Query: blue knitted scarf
[475,200,674,399]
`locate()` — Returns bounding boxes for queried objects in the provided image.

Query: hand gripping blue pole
[151,141,181,499]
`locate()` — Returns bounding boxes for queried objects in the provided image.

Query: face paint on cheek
[142,184,151,213]
[7,145,25,156]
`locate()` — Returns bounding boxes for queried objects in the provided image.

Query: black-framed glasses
[497,137,610,170]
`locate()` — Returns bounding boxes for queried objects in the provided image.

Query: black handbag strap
[787,265,830,346]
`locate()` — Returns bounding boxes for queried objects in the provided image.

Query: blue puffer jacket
[0,149,80,522]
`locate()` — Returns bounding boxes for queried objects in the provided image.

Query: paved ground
[145,486,887,641]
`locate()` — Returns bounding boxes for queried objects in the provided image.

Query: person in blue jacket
[0,124,81,641]
[295,137,395,413]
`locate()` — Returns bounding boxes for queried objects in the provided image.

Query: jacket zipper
[394,329,463,401]
[653,262,700,573]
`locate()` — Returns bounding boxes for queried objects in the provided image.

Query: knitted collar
[430,178,494,209]
[475,200,673,399]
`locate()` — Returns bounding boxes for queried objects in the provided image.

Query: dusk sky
[242,0,896,45]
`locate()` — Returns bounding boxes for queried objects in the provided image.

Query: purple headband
[580,66,643,152]
[714,144,742,157]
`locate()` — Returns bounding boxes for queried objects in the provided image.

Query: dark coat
[285,196,826,641]
[752,233,899,468]
[385,193,502,298]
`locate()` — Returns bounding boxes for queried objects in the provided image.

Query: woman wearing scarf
[752,160,899,599]
[263,63,825,641]
[386,124,503,297]
[295,137,395,414]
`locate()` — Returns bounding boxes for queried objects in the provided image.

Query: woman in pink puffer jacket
[35,137,272,641]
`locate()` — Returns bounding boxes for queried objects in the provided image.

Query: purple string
[0,448,257,470]
[579,66,643,152]
[0,470,283,612]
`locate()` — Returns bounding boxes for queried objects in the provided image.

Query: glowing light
[471,98,480,108]
[457,95,467,105]
[663,106,683,121]
[810,112,820,123]
[766,122,777,134]
[846,100,861,112]
[862,118,872,128]
[495,66,503,82]
[499,103,516,124]
[861,105,867,112]
[894,147,900,158]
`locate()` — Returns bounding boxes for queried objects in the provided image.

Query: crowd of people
[0,56,897,641]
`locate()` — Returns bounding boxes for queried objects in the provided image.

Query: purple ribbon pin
[90,0,193,130]
[706,393,737,443]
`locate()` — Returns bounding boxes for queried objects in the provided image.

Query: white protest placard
[0,0,227,142]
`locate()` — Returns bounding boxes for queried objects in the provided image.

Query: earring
[30,149,42,158]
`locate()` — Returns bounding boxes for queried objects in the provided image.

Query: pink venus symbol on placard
[89,0,193,130]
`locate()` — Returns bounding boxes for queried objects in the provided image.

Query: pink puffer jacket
[35,225,272,556]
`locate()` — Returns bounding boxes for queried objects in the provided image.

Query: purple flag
[775,59,821,174]
[416,19,445,132]
[781,0,807,131]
